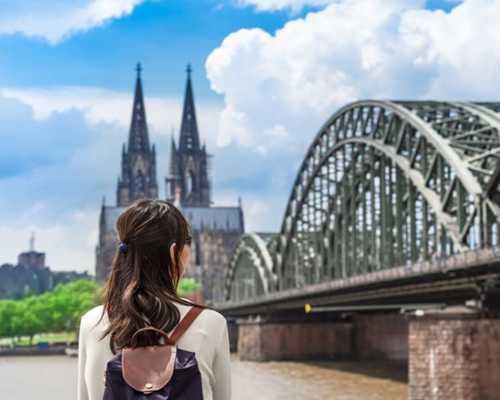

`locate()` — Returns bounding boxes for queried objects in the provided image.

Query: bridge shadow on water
[300,359,408,384]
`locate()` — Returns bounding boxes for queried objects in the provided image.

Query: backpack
[103,306,204,399]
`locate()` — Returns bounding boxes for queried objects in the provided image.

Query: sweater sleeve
[77,315,89,400]
[211,319,231,400]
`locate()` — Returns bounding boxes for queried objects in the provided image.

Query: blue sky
[2,0,499,274]
[0,1,299,97]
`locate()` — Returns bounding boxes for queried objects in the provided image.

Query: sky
[1,0,499,274]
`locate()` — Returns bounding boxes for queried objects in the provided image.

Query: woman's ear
[169,242,176,264]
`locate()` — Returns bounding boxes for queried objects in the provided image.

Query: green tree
[9,295,53,345]
[50,280,100,332]
[0,299,18,341]
[0,279,100,344]
[178,278,202,296]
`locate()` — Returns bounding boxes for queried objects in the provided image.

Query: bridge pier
[227,318,239,353]
[353,315,408,360]
[228,308,500,399]
[409,307,500,400]
[235,315,409,362]
[237,320,352,361]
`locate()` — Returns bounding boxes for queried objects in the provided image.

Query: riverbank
[0,332,76,347]
[0,347,68,356]
[0,341,77,357]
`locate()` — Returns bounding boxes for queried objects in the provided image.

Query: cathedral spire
[128,62,150,153]
[117,63,158,207]
[165,64,211,207]
[169,133,177,173]
[179,63,200,153]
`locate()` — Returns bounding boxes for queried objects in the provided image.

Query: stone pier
[236,315,408,362]
[237,320,352,361]
[232,310,500,399]
[353,314,409,360]
[227,318,239,353]
[409,307,500,400]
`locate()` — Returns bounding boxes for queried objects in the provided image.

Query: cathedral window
[136,133,143,151]
[186,170,195,193]
[135,172,145,193]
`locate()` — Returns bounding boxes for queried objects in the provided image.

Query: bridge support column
[227,318,239,353]
[409,307,500,400]
[237,320,352,361]
[353,314,409,360]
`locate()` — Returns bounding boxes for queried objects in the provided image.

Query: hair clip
[119,242,128,253]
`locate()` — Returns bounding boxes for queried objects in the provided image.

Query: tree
[0,300,18,341]
[178,278,202,296]
[0,279,100,344]
[50,280,100,332]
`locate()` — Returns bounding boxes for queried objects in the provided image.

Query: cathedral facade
[95,64,244,303]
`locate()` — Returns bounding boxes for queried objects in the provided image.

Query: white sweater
[77,302,231,400]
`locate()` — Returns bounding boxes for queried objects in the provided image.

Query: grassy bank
[0,332,77,346]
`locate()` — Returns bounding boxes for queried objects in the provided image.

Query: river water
[0,354,408,399]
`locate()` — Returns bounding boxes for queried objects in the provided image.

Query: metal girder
[224,233,277,302]
[275,100,500,290]
[226,100,500,298]
[389,101,483,196]
[301,139,462,245]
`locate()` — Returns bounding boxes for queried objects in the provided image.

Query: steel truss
[226,100,500,299]
[225,233,277,302]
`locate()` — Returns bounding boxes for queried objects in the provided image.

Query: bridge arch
[226,100,500,297]
[276,100,500,290]
[224,233,277,302]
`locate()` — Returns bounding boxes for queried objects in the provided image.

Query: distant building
[0,235,91,300]
[95,64,244,302]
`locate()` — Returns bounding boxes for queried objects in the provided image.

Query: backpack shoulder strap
[169,306,203,343]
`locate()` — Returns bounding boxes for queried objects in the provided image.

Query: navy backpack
[103,306,204,399]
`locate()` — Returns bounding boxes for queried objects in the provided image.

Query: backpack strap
[169,306,203,343]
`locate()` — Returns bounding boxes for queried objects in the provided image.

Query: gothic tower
[166,65,211,207]
[117,63,158,206]
[97,63,244,297]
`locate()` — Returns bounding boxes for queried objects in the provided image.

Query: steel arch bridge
[225,100,500,304]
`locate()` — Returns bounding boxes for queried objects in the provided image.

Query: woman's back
[77,300,231,400]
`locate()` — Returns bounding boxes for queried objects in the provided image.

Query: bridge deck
[217,250,500,316]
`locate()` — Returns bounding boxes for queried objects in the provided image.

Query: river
[0,354,408,399]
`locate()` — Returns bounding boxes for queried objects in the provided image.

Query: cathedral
[95,64,244,303]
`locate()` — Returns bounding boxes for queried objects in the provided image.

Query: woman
[77,199,231,400]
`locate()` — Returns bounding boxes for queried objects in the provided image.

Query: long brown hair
[97,198,204,353]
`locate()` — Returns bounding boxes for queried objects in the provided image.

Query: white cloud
[0,0,145,45]
[206,0,500,156]
[0,87,223,274]
[0,208,100,273]
[213,188,287,232]
[0,84,295,273]
[400,1,500,98]
[237,0,335,13]
[1,86,223,150]
[0,93,122,273]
